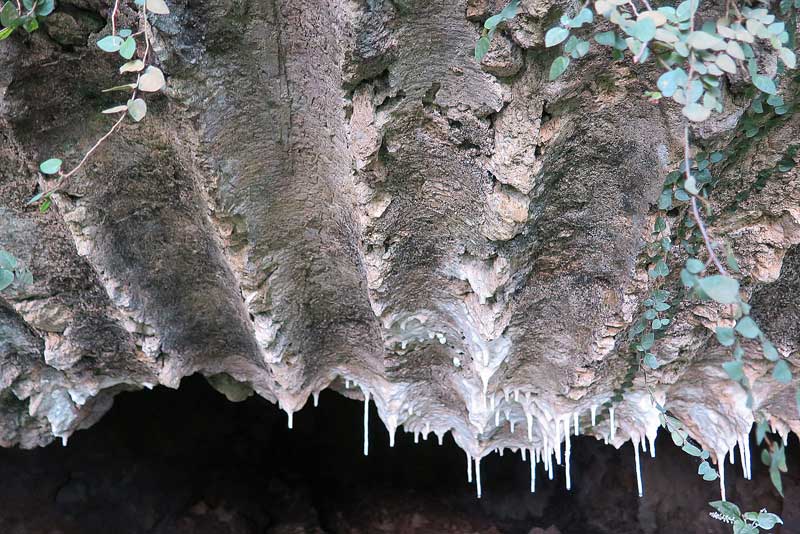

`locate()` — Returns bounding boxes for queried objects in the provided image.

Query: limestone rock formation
[1,0,798,500]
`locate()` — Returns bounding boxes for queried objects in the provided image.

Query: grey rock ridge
[0,0,798,497]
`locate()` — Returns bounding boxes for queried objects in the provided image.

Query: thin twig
[682,125,727,275]
[111,0,120,35]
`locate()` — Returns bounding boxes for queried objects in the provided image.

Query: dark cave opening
[0,375,796,534]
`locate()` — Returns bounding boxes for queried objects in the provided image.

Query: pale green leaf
[752,74,777,94]
[138,66,166,92]
[773,359,792,384]
[697,275,739,304]
[0,269,13,291]
[545,26,569,47]
[97,35,124,53]
[145,0,170,14]
[682,102,710,122]
[548,55,570,80]
[715,327,735,346]
[119,36,136,59]
[779,47,796,68]
[39,158,62,175]
[127,98,147,122]
[735,316,760,339]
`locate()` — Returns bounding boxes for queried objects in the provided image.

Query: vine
[17,0,171,212]
[476,0,797,529]
[0,0,53,39]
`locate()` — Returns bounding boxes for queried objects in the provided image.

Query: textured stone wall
[0,0,798,501]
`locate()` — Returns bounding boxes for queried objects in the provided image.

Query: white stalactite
[564,415,572,490]
[476,457,483,499]
[526,412,534,442]
[467,452,473,483]
[287,410,293,429]
[634,439,643,498]
[388,414,397,448]
[719,453,727,502]
[530,449,536,493]
[591,405,597,426]
[313,391,320,407]
[363,391,370,456]
[737,436,746,478]
[573,412,579,435]
[555,417,562,465]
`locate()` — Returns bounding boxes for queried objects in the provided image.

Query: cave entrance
[0,375,793,534]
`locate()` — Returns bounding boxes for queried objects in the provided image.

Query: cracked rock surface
[1,0,798,497]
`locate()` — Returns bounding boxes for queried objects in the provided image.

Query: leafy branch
[475,0,797,529]
[26,0,170,211]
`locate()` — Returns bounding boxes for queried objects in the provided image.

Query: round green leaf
[756,512,783,529]
[548,55,570,80]
[127,98,147,122]
[715,327,735,347]
[0,250,17,270]
[0,1,19,27]
[628,18,656,42]
[138,66,166,92]
[39,158,62,175]
[0,269,13,291]
[715,53,737,74]
[657,68,687,97]
[594,31,616,46]
[682,102,710,122]
[119,36,136,60]
[686,258,704,274]
[686,31,724,50]
[568,8,593,29]
[120,59,145,73]
[145,0,170,14]
[682,442,702,456]
[735,316,760,339]
[762,339,780,361]
[752,74,777,94]
[773,359,792,384]
[97,35,124,53]
[697,275,740,304]
[35,0,54,16]
[545,27,569,47]
[644,353,659,369]
[779,47,796,68]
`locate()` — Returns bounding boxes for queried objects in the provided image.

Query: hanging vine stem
[683,126,728,275]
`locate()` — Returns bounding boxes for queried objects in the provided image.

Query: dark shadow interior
[0,375,796,534]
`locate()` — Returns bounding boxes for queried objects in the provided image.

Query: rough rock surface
[0,0,798,504]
